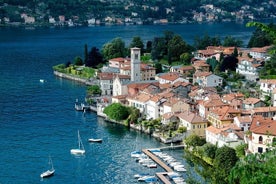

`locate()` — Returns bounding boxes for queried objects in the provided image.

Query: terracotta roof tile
[250,116,276,136]
[243,97,261,105]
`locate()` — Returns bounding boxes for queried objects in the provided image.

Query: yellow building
[178,111,208,137]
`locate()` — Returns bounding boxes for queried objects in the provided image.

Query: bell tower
[130,47,141,82]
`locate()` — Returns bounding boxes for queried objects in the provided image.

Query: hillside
[1,0,276,26]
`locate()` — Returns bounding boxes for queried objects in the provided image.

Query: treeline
[72,23,274,70]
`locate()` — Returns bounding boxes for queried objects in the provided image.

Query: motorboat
[88,138,102,143]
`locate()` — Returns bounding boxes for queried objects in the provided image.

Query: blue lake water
[0,23,255,183]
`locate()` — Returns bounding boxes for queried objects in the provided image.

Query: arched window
[259,136,263,144]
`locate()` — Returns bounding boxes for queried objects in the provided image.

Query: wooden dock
[142,149,173,172]
[142,149,173,184]
[156,172,172,184]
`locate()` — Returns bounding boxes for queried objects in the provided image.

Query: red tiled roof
[243,97,261,105]
[250,116,276,136]
[159,72,181,81]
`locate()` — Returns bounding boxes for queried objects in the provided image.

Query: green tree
[202,143,217,159]
[145,41,152,53]
[103,103,130,121]
[102,37,126,60]
[180,52,192,65]
[74,56,83,66]
[247,23,275,48]
[213,146,238,184]
[235,143,247,158]
[206,57,218,72]
[168,35,187,64]
[246,22,276,54]
[86,47,103,68]
[87,85,102,96]
[154,62,163,74]
[223,36,243,47]
[129,36,144,52]
[229,150,276,184]
[184,134,206,149]
[127,106,140,125]
[84,44,88,64]
[194,34,221,50]
[151,37,167,60]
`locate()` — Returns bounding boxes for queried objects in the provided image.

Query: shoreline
[55,70,185,145]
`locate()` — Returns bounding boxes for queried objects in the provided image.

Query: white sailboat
[70,130,85,155]
[40,156,55,178]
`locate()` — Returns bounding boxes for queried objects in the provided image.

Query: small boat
[39,79,45,83]
[137,175,155,181]
[133,173,150,179]
[88,138,102,143]
[40,156,55,178]
[70,130,85,155]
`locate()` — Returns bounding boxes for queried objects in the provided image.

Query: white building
[245,116,276,153]
[193,71,223,87]
[236,59,262,81]
[233,116,252,132]
[205,124,244,148]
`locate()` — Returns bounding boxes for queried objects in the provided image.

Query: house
[245,116,276,153]
[193,71,223,87]
[207,106,241,128]
[112,74,131,96]
[205,123,244,148]
[192,60,210,72]
[198,97,227,118]
[145,95,167,120]
[155,72,185,84]
[127,81,159,96]
[170,65,194,77]
[161,112,180,125]
[120,62,156,81]
[98,72,130,95]
[259,79,276,99]
[236,57,262,81]
[242,97,265,110]
[251,106,276,118]
[222,93,245,104]
[162,97,189,115]
[171,81,192,98]
[109,57,129,68]
[249,46,271,59]
[178,111,208,137]
[221,93,244,109]
[233,116,252,131]
[126,93,151,114]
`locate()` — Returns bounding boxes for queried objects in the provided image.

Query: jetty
[142,149,173,184]
[142,149,173,172]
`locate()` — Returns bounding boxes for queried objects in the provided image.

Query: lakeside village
[54,45,276,155]
[52,44,276,183]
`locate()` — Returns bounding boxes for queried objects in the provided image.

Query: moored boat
[40,156,55,178]
[88,138,102,143]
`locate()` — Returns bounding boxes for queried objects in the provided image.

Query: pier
[142,146,186,184]
[142,149,173,184]
[142,149,173,172]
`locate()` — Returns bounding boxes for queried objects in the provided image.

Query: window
[135,54,138,59]
[258,147,263,153]
[259,136,263,144]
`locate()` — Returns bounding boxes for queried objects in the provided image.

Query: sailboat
[70,130,85,155]
[40,156,55,178]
